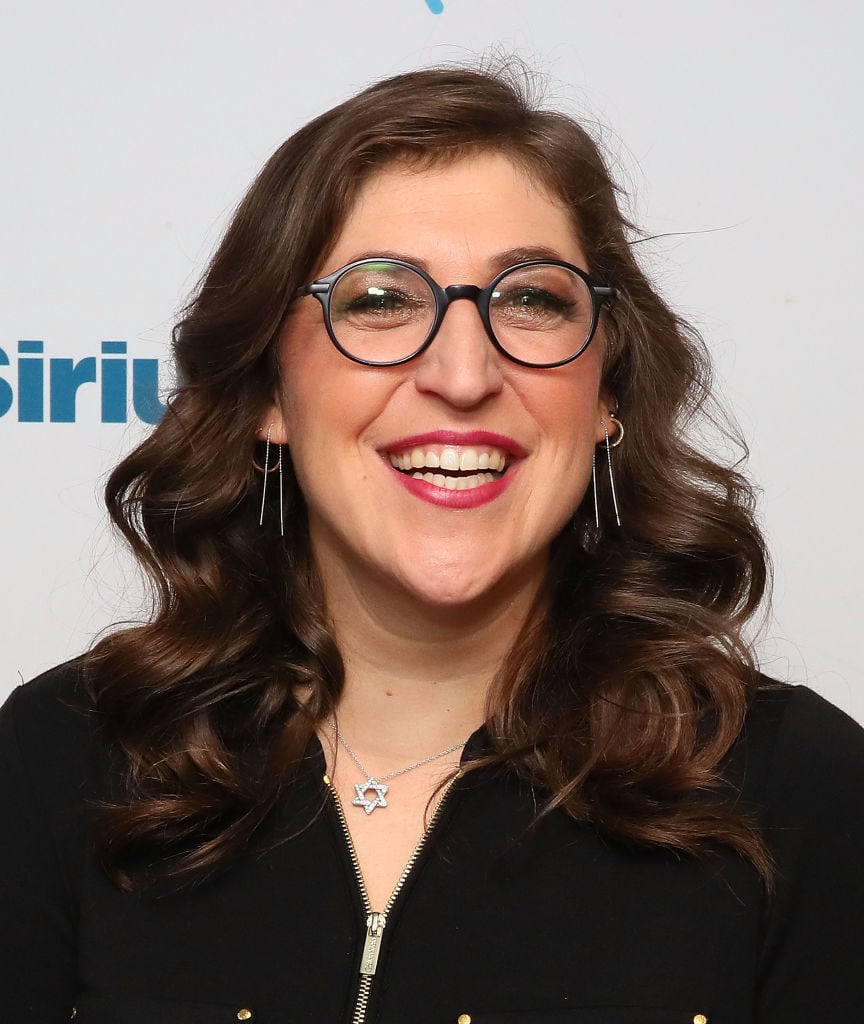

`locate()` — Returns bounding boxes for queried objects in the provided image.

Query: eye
[341,287,414,314]
[491,285,578,327]
[330,264,434,330]
[503,287,573,313]
[490,265,593,332]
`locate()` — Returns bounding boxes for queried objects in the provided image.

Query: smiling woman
[2,62,863,1024]
[270,154,608,614]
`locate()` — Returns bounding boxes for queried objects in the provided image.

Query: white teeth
[388,444,509,473]
[439,448,460,471]
[410,472,496,490]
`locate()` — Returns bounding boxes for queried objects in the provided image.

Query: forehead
[322,151,587,274]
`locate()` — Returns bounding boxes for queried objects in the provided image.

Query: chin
[391,553,538,611]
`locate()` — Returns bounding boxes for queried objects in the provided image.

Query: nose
[412,295,503,408]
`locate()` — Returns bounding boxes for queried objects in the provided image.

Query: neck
[316,549,546,762]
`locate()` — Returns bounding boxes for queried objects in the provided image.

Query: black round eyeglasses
[296,257,617,369]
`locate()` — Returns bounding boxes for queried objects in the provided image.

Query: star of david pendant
[352,777,390,814]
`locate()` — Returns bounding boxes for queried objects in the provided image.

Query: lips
[381,431,525,505]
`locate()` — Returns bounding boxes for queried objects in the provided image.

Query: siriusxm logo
[0,341,166,424]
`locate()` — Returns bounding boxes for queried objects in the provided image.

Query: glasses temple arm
[594,285,617,308]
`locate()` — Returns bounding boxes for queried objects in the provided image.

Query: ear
[595,390,617,445]
[257,402,291,446]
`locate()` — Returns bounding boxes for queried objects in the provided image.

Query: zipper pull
[360,912,387,977]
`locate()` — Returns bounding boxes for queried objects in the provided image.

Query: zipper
[325,769,463,1024]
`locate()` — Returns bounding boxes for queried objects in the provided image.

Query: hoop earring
[608,411,625,448]
[257,424,285,536]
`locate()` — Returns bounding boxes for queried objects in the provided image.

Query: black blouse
[2,661,863,1024]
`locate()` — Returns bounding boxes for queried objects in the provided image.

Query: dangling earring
[257,423,284,537]
[592,447,600,528]
[595,416,623,528]
[277,437,284,538]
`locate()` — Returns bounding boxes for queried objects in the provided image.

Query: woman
[2,65,862,1023]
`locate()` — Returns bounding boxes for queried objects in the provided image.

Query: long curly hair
[86,62,773,888]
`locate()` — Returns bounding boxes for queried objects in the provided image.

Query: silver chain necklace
[328,719,468,815]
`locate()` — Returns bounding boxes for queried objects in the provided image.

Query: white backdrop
[1,1,862,722]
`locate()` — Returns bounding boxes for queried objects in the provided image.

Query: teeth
[439,449,459,471]
[389,444,509,474]
[410,472,496,490]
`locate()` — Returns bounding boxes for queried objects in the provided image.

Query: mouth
[378,428,524,499]
[386,444,508,491]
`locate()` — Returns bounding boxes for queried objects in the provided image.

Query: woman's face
[270,152,610,611]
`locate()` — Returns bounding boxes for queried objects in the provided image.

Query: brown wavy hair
[86,61,773,888]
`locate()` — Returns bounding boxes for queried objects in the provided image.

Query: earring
[608,411,625,448]
[257,424,284,537]
[592,447,599,528]
[593,416,622,528]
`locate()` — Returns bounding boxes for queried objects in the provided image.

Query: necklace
[328,719,468,815]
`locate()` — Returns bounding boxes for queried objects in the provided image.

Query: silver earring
[601,417,622,527]
[278,438,284,538]
[257,424,284,537]
[592,447,600,528]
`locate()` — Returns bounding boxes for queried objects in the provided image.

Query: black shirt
[2,661,863,1023]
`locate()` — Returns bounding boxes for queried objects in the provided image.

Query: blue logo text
[0,341,166,424]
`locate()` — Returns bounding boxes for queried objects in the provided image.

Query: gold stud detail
[693,1015,708,1024]
[457,1015,472,1024]
[237,1011,253,1022]
[70,1011,77,1021]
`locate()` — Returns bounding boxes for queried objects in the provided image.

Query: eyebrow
[339,246,581,278]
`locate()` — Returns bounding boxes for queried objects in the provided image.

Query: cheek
[276,349,396,487]
[532,366,603,445]
[276,317,348,443]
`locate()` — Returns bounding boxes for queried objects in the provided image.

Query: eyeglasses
[297,258,616,369]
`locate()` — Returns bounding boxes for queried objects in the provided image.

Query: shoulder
[734,680,864,798]
[727,678,864,851]
[0,657,103,814]
[2,656,97,742]
[734,688,864,1009]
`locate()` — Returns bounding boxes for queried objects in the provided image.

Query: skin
[269,153,609,621]
[265,153,613,907]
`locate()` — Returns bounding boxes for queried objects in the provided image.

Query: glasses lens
[328,262,435,364]
[489,264,595,365]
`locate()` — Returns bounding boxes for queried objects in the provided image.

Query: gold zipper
[325,769,463,1024]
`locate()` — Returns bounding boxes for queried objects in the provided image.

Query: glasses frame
[297,257,617,369]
